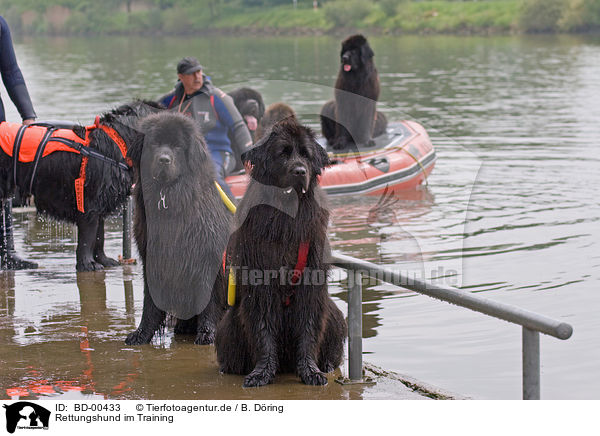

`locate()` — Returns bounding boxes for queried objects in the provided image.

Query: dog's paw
[76,259,104,272]
[125,329,152,345]
[320,362,336,373]
[300,370,328,386]
[194,329,215,345]
[243,370,275,388]
[94,255,120,268]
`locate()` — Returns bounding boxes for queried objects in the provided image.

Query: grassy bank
[1,0,599,36]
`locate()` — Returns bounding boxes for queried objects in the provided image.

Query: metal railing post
[523,327,540,400]
[122,196,133,260]
[348,270,363,381]
[331,253,573,398]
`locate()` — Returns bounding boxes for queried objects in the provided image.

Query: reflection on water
[0,34,598,399]
[0,214,428,400]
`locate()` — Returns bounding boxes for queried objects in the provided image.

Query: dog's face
[340,34,374,73]
[138,112,208,186]
[239,99,261,132]
[243,118,330,195]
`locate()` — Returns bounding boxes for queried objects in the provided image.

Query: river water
[1,34,598,400]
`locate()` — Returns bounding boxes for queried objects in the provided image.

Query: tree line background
[0,0,598,35]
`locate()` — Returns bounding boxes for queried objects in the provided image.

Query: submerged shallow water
[0,34,598,399]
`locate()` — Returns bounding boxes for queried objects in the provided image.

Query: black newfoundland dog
[0,100,160,271]
[215,118,346,387]
[125,111,229,346]
[228,87,265,142]
[320,34,387,150]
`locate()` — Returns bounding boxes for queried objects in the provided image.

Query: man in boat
[0,16,37,270]
[159,57,252,200]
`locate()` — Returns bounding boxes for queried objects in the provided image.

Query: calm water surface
[1,34,598,400]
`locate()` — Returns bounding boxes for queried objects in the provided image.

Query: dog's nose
[293,166,307,177]
[247,100,259,112]
[158,154,172,165]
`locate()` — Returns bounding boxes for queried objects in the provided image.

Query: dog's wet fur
[125,111,229,346]
[215,117,346,387]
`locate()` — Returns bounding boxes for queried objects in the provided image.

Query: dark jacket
[160,77,252,169]
[0,16,36,122]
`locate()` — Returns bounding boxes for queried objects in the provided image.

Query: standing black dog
[125,111,229,345]
[228,87,265,142]
[215,118,346,387]
[0,100,160,271]
[320,34,387,150]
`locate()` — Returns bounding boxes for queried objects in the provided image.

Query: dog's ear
[127,116,154,167]
[312,139,331,175]
[126,132,145,168]
[241,131,273,166]
[186,130,211,169]
[360,42,374,63]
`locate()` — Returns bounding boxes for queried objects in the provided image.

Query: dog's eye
[281,145,292,156]
[298,147,310,158]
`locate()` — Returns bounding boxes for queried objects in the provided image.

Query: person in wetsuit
[0,16,37,269]
[159,57,252,200]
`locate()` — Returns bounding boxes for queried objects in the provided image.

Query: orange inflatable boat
[226,120,436,199]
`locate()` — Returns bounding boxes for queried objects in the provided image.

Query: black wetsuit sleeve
[0,16,36,121]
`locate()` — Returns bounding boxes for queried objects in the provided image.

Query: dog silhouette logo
[3,402,50,433]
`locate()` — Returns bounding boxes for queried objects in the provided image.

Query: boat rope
[399,145,429,186]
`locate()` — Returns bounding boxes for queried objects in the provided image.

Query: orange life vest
[0,122,88,161]
[0,120,130,213]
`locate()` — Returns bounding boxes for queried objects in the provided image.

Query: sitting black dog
[215,118,346,387]
[125,111,229,345]
[320,34,387,150]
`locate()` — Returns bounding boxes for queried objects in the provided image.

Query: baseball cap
[177,57,203,75]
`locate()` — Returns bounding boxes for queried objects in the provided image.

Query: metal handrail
[331,253,573,400]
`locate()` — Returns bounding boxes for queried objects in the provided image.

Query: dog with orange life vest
[0,100,161,271]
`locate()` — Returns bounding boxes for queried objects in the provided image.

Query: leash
[214,181,237,214]
[212,181,239,307]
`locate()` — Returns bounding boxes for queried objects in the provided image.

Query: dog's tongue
[343,64,351,72]
[245,115,257,131]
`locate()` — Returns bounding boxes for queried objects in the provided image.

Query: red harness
[224,240,310,307]
[285,240,310,306]
[0,118,130,213]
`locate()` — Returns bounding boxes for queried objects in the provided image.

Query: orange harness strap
[75,125,95,213]
[75,116,130,213]
[98,123,133,167]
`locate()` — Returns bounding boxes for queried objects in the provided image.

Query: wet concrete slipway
[0,210,459,401]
